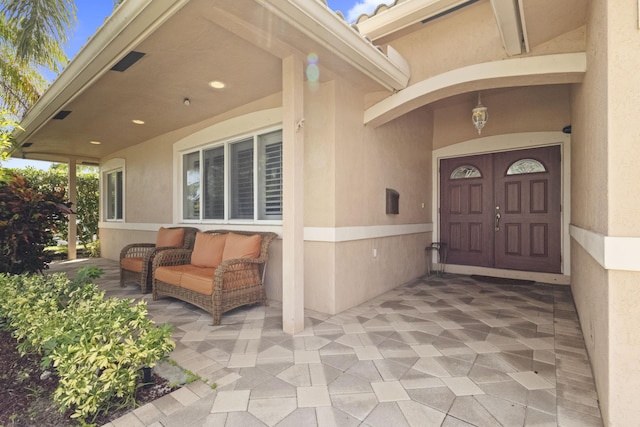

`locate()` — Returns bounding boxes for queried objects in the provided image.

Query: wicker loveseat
[120,226,199,293]
[152,230,277,325]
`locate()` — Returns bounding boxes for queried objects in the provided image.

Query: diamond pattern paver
[46,259,603,427]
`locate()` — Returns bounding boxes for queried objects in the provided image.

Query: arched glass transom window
[450,165,482,179]
[506,158,546,175]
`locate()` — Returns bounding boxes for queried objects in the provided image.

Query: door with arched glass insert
[440,146,561,273]
[440,153,494,268]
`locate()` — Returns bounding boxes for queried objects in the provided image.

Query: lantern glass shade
[472,93,488,135]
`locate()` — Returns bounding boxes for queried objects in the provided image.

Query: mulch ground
[0,329,176,426]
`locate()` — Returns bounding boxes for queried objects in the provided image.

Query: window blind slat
[231,140,254,219]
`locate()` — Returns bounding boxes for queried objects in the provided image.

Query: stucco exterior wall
[570,242,609,416]
[335,84,432,226]
[334,233,429,314]
[300,79,434,314]
[570,0,640,424]
[433,85,571,150]
[323,82,432,313]
[305,81,336,227]
[381,0,584,87]
[569,0,610,422]
[119,138,174,224]
[304,242,336,314]
[608,270,640,425]
[605,1,640,420]
[383,1,506,83]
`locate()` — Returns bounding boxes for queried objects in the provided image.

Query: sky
[4,0,382,170]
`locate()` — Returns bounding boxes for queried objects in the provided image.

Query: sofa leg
[211,312,221,326]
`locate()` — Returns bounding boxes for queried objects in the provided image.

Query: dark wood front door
[440,146,561,273]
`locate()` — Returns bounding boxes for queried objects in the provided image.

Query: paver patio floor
[48,258,603,427]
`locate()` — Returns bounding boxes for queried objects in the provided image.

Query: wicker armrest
[213,257,262,292]
[120,243,155,260]
[152,248,192,269]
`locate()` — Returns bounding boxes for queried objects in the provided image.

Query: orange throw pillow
[156,227,185,248]
[222,232,261,261]
[191,233,227,268]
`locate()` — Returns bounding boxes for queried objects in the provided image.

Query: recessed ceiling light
[208,80,226,89]
[132,119,145,125]
[90,140,101,145]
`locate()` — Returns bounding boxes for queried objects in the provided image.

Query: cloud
[345,0,386,22]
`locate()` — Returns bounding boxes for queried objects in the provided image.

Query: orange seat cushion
[180,267,216,295]
[154,264,200,286]
[222,233,261,261]
[121,257,144,273]
[156,227,185,248]
[191,233,227,268]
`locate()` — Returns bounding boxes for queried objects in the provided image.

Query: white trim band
[570,225,640,271]
[99,223,432,243]
[304,223,432,242]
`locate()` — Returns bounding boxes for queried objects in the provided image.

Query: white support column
[67,159,77,260]
[282,55,305,334]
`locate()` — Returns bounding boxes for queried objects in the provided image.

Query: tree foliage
[0,109,20,165]
[0,0,76,116]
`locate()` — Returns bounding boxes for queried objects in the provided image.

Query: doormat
[471,275,535,286]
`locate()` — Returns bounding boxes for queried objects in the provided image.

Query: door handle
[495,206,501,231]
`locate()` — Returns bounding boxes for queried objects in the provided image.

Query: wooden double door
[440,146,561,273]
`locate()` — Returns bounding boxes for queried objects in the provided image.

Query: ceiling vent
[422,0,478,24]
[110,51,145,72]
[52,110,71,120]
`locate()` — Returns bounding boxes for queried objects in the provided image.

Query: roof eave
[355,0,473,41]
[259,0,410,91]
[15,0,190,144]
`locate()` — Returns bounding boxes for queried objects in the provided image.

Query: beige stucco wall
[381,0,584,87]
[433,85,571,150]
[120,138,174,224]
[385,1,505,83]
[604,1,640,420]
[570,0,640,424]
[305,81,336,227]
[608,269,640,425]
[304,242,336,314]
[301,78,434,313]
[334,233,429,313]
[335,84,433,226]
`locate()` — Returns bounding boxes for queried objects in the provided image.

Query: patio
[48,258,602,427]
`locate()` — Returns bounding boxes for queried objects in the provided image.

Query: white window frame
[101,158,125,222]
[179,127,283,225]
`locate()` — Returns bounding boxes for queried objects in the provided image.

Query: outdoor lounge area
[49,258,602,427]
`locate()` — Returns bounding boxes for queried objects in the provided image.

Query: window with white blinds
[183,152,200,220]
[230,139,254,219]
[258,131,283,220]
[203,147,224,220]
[181,129,282,222]
[105,169,123,221]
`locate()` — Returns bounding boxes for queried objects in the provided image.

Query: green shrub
[0,172,70,273]
[85,240,100,258]
[7,165,100,250]
[0,268,175,424]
